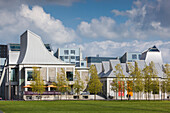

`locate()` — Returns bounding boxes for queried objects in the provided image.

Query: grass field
[0,100,169,113]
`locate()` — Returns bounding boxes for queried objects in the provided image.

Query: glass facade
[9,43,52,52]
[71,56,75,59]
[55,48,87,67]
[66,72,73,81]
[87,57,117,63]
[27,71,33,81]
[64,50,69,55]
[71,50,75,54]
[132,54,137,59]
[10,68,18,82]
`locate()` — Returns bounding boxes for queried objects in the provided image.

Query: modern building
[93,46,167,100]
[54,48,87,67]
[0,45,7,98]
[120,52,142,63]
[86,55,118,67]
[0,45,7,74]
[0,30,89,100]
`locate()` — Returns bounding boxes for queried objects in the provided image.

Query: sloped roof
[94,63,102,74]
[102,61,110,73]
[110,60,120,71]
[17,30,67,65]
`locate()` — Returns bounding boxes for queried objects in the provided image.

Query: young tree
[73,70,84,98]
[56,68,70,100]
[152,79,159,100]
[31,67,45,100]
[111,78,119,100]
[114,64,125,101]
[164,64,170,99]
[127,62,135,100]
[143,61,158,100]
[149,61,159,100]
[133,62,144,100]
[88,65,103,100]
[143,65,151,100]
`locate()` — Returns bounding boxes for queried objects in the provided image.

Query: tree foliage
[164,64,170,93]
[31,67,45,95]
[56,68,70,99]
[88,65,103,100]
[114,64,125,100]
[143,61,158,100]
[73,70,84,95]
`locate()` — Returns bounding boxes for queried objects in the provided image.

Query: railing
[24,91,61,95]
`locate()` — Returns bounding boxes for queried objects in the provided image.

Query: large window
[132,54,137,59]
[11,68,18,82]
[65,56,68,59]
[71,50,75,54]
[64,50,69,55]
[71,56,75,59]
[81,62,84,66]
[76,56,80,61]
[76,62,80,67]
[27,71,33,81]
[66,72,73,81]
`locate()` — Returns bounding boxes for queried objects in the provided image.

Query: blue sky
[0,0,170,63]
[43,0,132,29]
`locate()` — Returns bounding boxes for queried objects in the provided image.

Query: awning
[23,85,32,88]
[47,85,57,88]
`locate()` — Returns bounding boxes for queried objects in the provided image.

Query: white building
[0,30,89,100]
[94,46,168,100]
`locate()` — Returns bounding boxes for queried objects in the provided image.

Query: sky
[0,0,170,63]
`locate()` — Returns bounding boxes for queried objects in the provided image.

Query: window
[76,56,80,61]
[71,56,75,59]
[128,60,132,62]
[65,56,68,59]
[139,55,141,59]
[27,71,33,81]
[60,56,64,61]
[64,50,69,55]
[11,68,18,82]
[132,54,137,59]
[66,72,73,81]
[81,63,84,66]
[76,62,80,67]
[71,50,75,54]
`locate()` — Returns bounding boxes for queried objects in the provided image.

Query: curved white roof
[17,30,66,65]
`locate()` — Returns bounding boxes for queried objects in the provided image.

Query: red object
[118,81,124,96]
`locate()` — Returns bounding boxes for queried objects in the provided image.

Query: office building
[54,48,87,67]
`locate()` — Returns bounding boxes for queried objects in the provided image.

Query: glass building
[54,48,87,67]
[120,52,142,63]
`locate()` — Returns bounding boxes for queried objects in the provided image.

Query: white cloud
[78,17,118,39]
[78,0,170,40]
[66,40,170,63]
[0,4,77,45]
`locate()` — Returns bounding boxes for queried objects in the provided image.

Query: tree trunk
[116,89,117,100]
[121,89,122,101]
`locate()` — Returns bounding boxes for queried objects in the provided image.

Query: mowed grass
[0,100,169,113]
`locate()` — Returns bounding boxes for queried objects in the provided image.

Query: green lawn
[0,100,169,113]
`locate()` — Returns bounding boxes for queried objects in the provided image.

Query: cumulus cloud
[78,17,118,39]
[78,0,170,40]
[0,4,77,45]
[66,40,170,63]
